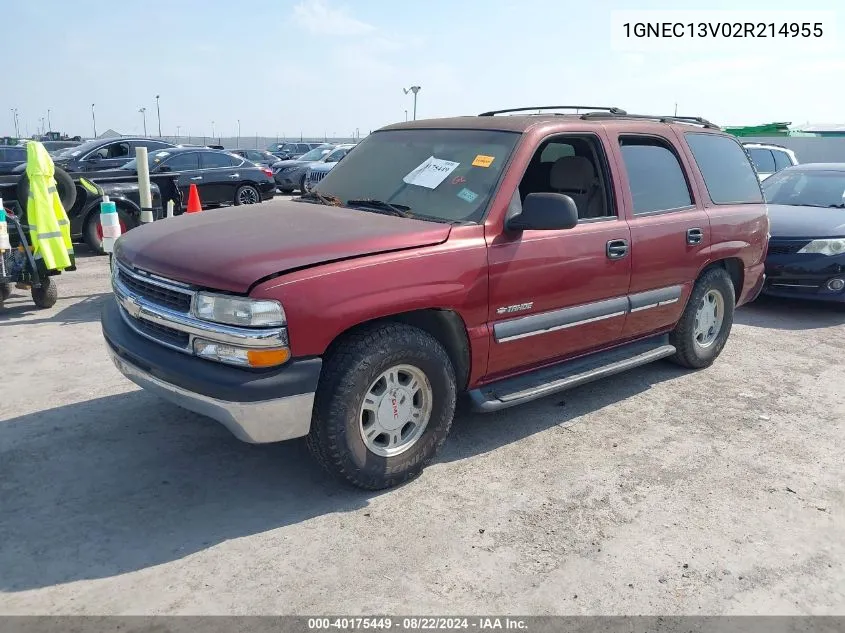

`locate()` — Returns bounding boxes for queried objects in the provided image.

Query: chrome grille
[309,170,327,184]
[116,265,193,313]
[134,318,191,348]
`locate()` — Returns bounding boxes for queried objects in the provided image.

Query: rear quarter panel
[674,129,770,303]
[249,225,491,385]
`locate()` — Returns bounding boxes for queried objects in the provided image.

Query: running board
[469,335,676,412]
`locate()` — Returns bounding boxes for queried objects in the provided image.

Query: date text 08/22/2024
[307,617,528,630]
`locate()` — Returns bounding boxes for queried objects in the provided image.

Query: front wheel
[669,267,735,369]
[31,277,57,309]
[234,185,260,206]
[307,323,457,490]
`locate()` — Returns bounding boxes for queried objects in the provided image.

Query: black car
[117,147,275,210]
[42,140,82,153]
[761,163,845,303]
[272,144,335,193]
[48,137,176,172]
[270,142,325,161]
[0,145,27,175]
[229,148,283,169]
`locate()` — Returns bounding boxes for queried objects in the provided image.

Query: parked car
[760,163,845,302]
[229,149,283,169]
[303,144,355,192]
[36,137,178,173]
[271,142,326,161]
[273,145,335,193]
[743,142,798,181]
[117,147,275,211]
[0,145,27,175]
[101,106,768,490]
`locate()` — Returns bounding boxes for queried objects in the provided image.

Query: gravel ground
[1,222,843,615]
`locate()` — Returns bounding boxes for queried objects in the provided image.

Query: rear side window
[619,136,693,214]
[685,133,763,204]
[747,148,775,173]
[773,149,793,171]
[202,152,239,168]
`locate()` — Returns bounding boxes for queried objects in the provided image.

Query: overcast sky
[4,0,843,138]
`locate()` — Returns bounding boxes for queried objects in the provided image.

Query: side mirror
[506,193,579,232]
[157,164,172,172]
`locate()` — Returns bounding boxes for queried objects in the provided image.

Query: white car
[743,143,799,181]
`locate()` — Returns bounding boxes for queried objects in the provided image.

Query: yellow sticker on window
[472,154,495,168]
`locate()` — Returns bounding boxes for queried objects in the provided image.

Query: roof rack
[579,111,720,129]
[741,141,789,149]
[479,106,627,117]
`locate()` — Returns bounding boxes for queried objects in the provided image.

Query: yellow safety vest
[26,141,75,272]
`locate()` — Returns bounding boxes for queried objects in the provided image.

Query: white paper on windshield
[403,156,460,189]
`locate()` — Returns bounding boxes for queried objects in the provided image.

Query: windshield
[300,147,331,161]
[762,169,845,207]
[312,129,519,223]
[119,149,172,171]
[53,139,101,158]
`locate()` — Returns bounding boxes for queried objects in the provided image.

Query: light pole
[39,117,44,136]
[91,103,97,138]
[403,85,421,120]
[176,125,181,139]
[11,109,19,137]
[139,107,147,136]
[47,109,51,132]
[155,95,162,136]
[237,119,241,147]
[405,109,408,121]
[211,121,215,140]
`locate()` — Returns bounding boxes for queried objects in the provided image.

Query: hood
[767,204,845,239]
[274,159,307,169]
[114,199,452,293]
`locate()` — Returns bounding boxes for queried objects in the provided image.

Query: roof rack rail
[579,111,720,129]
[479,106,627,117]
[741,141,789,149]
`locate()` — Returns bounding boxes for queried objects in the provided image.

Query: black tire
[279,188,294,194]
[83,205,138,255]
[669,267,735,369]
[17,166,77,212]
[31,277,57,309]
[234,185,260,206]
[0,283,11,301]
[307,323,458,490]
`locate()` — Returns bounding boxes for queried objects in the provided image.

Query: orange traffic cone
[186,184,203,213]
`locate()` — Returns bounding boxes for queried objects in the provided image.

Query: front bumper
[763,252,845,302]
[274,170,303,188]
[101,297,321,443]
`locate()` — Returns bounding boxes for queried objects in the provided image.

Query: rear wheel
[307,323,457,490]
[669,267,735,369]
[31,277,57,309]
[83,206,135,255]
[234,185,260,205]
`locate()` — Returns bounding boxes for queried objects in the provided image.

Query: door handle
[606,239,629,260]
[228,173,240,178]
[190,176,202,181]
[686,227,704,245]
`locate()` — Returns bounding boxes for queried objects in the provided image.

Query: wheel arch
[323,308,472,390]
[698,257,744,300]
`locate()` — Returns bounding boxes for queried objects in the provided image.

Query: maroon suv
[101,106,769,489]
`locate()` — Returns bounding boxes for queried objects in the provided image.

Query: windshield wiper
[297,191,343,206]
[345,199,414,218]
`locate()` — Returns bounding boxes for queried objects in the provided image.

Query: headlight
[194,292,286,327]
[193,339,291,368]
[797,239,845,256]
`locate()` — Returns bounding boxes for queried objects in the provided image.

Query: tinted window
[762,169,845,207]
[91,142,130,159]
[685,134,763,204]
[246,150,265,161]
[747,148,776,173]
[1,147,26,161]
[133,140,170,151]
[619,137,692,214]
[160,152,200,171]
[202,152,239,168]
[298,144,311,153]
[773,149,794,171]
[540,143,575,163]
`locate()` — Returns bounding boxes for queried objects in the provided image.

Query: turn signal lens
[247,348,291,368]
